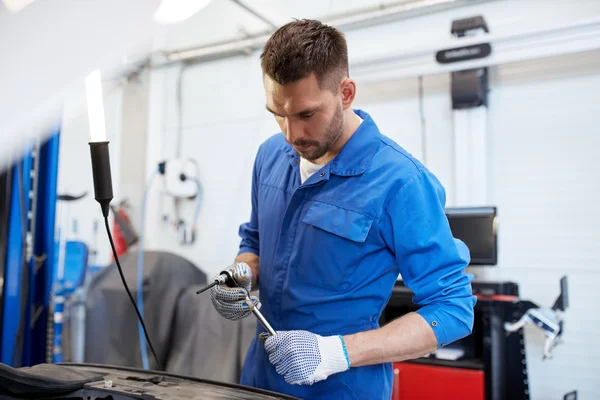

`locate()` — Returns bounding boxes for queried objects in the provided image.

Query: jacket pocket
[302,202,374,243]
[294,202,375,291]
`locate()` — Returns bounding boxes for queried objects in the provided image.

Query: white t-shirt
[299,115,363,184]
[300,157,324,184]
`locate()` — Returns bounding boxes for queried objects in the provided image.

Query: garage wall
[135,1,600,399]
[487,51,600,399]
[143,0,600,273]
[355,50,600,400]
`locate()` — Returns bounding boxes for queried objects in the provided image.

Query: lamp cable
[103,216,162,370]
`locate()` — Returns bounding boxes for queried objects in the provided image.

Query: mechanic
[210,19,477,400]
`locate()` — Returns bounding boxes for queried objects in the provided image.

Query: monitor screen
[445,207,497,266]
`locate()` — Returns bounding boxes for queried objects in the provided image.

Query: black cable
[103,216,162,370]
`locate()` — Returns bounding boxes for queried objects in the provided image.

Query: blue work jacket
[238,109,476,399]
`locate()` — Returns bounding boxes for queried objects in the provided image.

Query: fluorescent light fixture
[153,0,212,24]
[2,0,35,13]
[85,69,107,143]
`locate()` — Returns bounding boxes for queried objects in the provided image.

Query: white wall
[485,51,600,398]
[144,57,278,273]
[356,50,600,400]
[118,77,151,229]
[134,0,600,398]
[142,0,600,272]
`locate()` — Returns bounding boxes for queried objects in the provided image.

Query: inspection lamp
[85,69,161,369]
[86,70,113,218]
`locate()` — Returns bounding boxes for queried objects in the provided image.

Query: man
[210,19,476,399]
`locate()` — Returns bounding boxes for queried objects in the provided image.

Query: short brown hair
[260,19,349,91]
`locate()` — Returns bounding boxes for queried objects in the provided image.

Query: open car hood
[0,362,300,399]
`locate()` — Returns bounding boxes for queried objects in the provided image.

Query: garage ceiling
[159,0,493,51]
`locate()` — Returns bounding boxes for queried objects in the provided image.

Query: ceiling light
[2,0,35,13]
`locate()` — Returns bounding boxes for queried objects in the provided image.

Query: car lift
[0,130,60,368]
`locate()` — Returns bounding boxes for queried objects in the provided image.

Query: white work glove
[261,330,351,385]
[209,262,260,321]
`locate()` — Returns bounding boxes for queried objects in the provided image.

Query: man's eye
[299,113,314,119]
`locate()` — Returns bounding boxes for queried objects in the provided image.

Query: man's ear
[340,78,357,110]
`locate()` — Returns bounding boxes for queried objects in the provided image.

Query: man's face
[264,73,344,162]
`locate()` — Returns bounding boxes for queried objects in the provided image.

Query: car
[0,362,300,400]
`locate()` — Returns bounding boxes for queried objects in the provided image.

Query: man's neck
[313,110,362,165]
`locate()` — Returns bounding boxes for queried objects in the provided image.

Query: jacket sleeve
[237,147,261,257]
[384,169,477,348]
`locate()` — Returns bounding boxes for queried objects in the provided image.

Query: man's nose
[284,118,302,143]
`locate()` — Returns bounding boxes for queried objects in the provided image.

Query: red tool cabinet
[384,281,531,400]
[392,361,485,400]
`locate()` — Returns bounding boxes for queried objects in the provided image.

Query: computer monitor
[445,206,498,266]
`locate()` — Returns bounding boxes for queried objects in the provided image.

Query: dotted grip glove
[261,330,351,386]
[209,262,260,321]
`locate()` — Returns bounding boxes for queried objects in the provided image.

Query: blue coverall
[238,109,476,399]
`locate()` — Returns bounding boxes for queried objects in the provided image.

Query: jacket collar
[280,109,381,177]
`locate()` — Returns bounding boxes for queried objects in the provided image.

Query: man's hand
[262,330,351,385]
[209,262,259,320]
